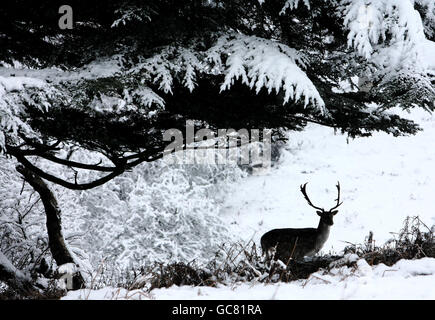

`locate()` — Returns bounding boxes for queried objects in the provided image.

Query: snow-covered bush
[104,216,435,292]
[0,156,50,275]
[21,148,245,273]
[0,144,247,283]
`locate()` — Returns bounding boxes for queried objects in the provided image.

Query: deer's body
[261,221,331,261]
[261,182,342,262]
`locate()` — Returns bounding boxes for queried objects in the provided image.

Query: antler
[329,181,343,211]
[300,183,324,211]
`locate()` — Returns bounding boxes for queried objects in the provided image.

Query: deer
[261,182,342,263]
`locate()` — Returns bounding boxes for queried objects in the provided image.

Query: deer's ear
[332,210,339,215]
[316,211,322,216]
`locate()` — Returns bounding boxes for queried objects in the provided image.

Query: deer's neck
[316,220,331,246]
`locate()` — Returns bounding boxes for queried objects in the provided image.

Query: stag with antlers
[260,182,343,262]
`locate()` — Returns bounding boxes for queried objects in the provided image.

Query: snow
[0,74,51,150]
[343,0,426,59]
[220,108,435,254]
[0,56,123,82]
[280,0,311,14]
[0,251,21,275]
[132,34,325,109]
[0,251,29,281]
[213,34,325,109]
[63,257,435,300]
[62,108,435,300]
[0,75,45,92]
[58,263,77,275]
[418,39,435,73]
[2,0,434,300]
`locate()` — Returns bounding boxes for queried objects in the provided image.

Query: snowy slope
[220,108,435,255]
[217,40,435,256]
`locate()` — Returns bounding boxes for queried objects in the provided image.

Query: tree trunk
[16,165,85,290]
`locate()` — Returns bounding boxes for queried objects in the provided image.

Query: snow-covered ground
[63,108,435,300]
[221,108,435,254]
[64,256,435,300]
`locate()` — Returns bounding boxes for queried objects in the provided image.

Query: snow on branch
[341,0,426,59]
[134,48,178,94]
[111,5,153,28]
[0,76,50,151]
[134,34,325,112]
[279,0,311,14]
[209,34,325,111]
[85,83,165,116]
[0,56,167,121]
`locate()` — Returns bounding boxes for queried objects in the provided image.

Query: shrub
[344,216,435,266]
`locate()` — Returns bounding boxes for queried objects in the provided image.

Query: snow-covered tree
[0,0,434,290]
[1,1,433,189]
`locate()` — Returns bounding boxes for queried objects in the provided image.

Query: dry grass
[0,280,64,300]
[122,216,435,292]
[2,216,434,299]
[344,216,435,266]
[115,241,343,292]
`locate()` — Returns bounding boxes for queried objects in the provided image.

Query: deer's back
[261,227,318,260]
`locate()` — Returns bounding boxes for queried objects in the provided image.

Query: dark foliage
[1,1,432,190]
[0,279,65,300]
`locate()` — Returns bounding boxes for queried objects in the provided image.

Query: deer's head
[300,182,342,226]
